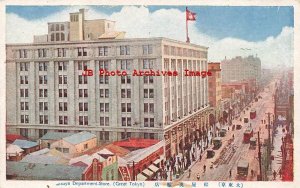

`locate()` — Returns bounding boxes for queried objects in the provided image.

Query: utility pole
[132,161,135,181]
[266,112,272,169]
[258,131,262,181]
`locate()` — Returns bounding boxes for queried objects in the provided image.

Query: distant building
[50,131,97,156]
[208,62,221,108]
[221,56,261,89]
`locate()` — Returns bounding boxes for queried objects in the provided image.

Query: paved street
[179,80,279,181]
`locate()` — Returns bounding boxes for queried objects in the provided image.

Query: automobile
[220,128,227,137]
[250,109,256,119]
[207,149,215,158]
[250,137,256,146]
[213,137,222,149]
[237,160,249,176]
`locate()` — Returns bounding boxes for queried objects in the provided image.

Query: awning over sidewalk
[137,173,147,181]
[142,168,154,177]
[153,157,163,166]
[148,164,159,173]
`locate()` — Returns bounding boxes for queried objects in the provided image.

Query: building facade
[6,10,210,159]
[208,62,221,107]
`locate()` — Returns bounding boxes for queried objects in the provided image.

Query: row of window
[20,60,156,74]
[164,45,207,58]
[20,128,154,142]
[20,114,155,127]
[17,44,154,59]
[50,33,66,42]
[21,101,155,113]
[50,24,65,32]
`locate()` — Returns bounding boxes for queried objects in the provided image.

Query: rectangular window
[78,61,88,71]
[143,59,154,69]
[58,62,67,71]
[79,102,88,112]
[143,45,153,55]
[127,103,131,112]
[100,89,109,98]
[19,49,28,58]
[20,62,29,71]
[39,115,48,124]
[57,48,67,57]
[99,47,108,56]
[38,49,47,58]
[120,60,132,70]
[100,117,109,126]
[78,47,87,56]
[78,75,88,84]
[99,60,109,70]
[144,103,148,113]
[39,75,48,84]
[39,89,48,98]
[121,117,131,126]
[120,45,130,55]
[79,116,88,125]
[100,103,109,112]
[121,76,131,84]
[59,116,68,125]
[21,102,29,111]
[79,89,88,98]
[20,115,29,123]
[99,76,109,84]
[59,89,67,98]
[39,62,48,71]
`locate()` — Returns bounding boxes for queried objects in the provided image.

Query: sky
[6,5,294,68]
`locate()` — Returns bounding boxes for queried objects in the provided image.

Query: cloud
[6,6,293,68]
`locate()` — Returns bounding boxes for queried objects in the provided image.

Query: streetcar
[243,127,253,143]
[213,137,222,149]
[237,160,249,176]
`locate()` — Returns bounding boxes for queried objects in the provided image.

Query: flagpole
[186,7,189,43]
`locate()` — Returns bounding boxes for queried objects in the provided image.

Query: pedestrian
[197,173,200,181]
[203,165,206,173]
[273,170,277,180]
[279,168,282,178]
[251,169,254,177]
[229,170,232,178]
[188,169,191,178]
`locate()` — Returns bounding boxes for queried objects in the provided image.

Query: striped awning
[142,168,154,177]
[148,164,160,173]
[137,173,147,181]
[153,157,163,165]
